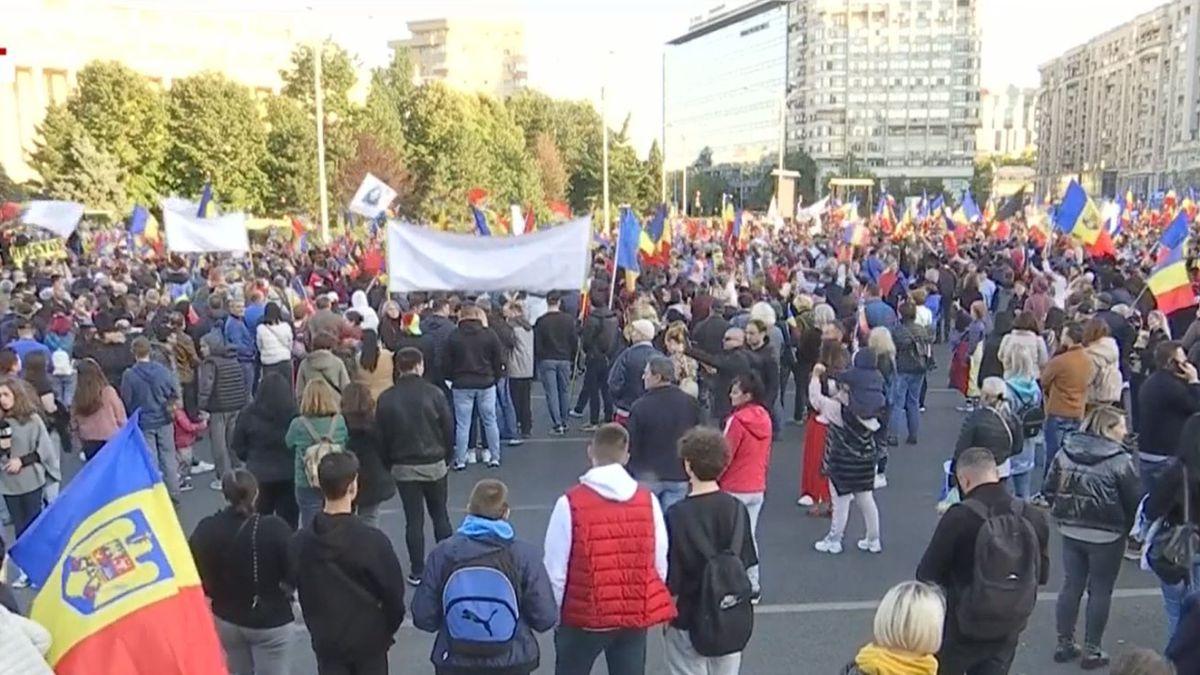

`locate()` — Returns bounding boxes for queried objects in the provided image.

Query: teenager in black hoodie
[292,453,406,675]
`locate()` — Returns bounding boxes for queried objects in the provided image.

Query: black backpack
[689,503,754,657]
[955,499,1040,641]
[1007,384,1045,439]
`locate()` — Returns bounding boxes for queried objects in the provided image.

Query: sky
[97,0,1171,152]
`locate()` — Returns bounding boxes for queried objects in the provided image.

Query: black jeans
[5,488,43,538]
[576,357,613,424]
[510,377,533,435]
[257,479,298,530]
[1056,536,1124,648]
[316,651,388,675]
[396,477,453,575]
[792,362,813,421]
[81,439,106,461]
[939,300,955,342]
[554,626,647,675]
[937,634,1018,675]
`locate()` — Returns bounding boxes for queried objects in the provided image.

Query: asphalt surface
[46,345,1173,674]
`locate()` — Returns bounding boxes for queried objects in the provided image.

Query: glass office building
[664,1,789,171]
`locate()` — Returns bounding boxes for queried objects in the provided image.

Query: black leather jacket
[375,375,454,467]
[1044,431,1142,536]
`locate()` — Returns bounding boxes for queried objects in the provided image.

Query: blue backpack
[442,547,520,656]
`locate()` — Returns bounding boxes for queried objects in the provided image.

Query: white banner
[510,204,526,236]
[387,217,591,292]
[349,173,397,219]
[22,200,83,238]
[161,198,249,253]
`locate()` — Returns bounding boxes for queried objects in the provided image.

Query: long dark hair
[22,351,52,394]
[248,373,298,423]
[73,359,109,417]
[262,301,283,326]
[222,469,258,517]
[359,329,380,373]
[340,381,375,430]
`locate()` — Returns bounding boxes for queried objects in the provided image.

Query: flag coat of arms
[349,173,398,219]
[10,413,227,674]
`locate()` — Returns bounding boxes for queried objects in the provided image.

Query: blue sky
[102,0,1168,152]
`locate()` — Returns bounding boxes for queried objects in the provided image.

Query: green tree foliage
[640,140,663,207]
[532,132,568,203]
[356,49,414,155]
[0,165,25,201]
[688,171,732,217]
[43,126,127,214]
[165,72,268,211]
[971,159,995,206]
[748,150,819,210]
[29,61,168,205]
[334,132,412,219]
[262,94,316,217]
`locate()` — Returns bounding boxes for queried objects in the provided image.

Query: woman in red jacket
[720,371,773,599]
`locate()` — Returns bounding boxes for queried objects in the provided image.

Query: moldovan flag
[10,412,227,675]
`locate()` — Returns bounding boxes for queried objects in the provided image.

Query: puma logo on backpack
[442,548,520,657]
[956,499,1040,641]
[299,417,343,488]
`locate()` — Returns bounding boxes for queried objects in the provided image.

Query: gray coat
[0,416,54,496]
[507,321,534,379]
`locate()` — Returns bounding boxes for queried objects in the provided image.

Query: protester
[543,424,675,675]
[70,357,126,460]
[376,347,455,586]
[720,371,772,598]
[446,305,504,467]
[120,336,181,503]
[1138,340,1200,497]
[199,332,249,491]
[998,311,1047,380]
[292,452,406,675]
[533,291,577,435]
[504,301,535,438]
[574,293,618,428]
[665,427,757,673]
[412,479,557,675]
[608,319,659,425]
[687,327,754,425]
[0,378,54,553]
[744,318,781,425]
[231,372,299,529]
[1146,410,1200,639]
[1042,405,1140,669]
[0,601,52,673]
[295,333,352,403]
[626,356,703,511]
[917,447,1050,674]
[788,294,823,423]
[798,323,849,515]
[256,301,294,385]
[340,381,395,528]
[890,302,932,446]
[953,377,1020,481]
[1040,322,1093,473]
[189,469,296,675]
[1002,349,1044,499]
[355,330,393,401]
[1083,318,1123,406]
[842,581,945,675]
[285,379,348,529]
[224,297,257,393]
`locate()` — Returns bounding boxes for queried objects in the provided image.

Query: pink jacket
[173,409,207,449]
[73,386,127,442]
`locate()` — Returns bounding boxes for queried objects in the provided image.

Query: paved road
[70,351,1172,674]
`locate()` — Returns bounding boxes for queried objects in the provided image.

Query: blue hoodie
[119,360,178,429]
[223,315,256,364]
[411,515,557,674]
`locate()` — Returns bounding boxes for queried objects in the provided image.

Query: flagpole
[608,213,620,310]
[313,39,330,243]
[602,81,610,238]
[660,51,667,206]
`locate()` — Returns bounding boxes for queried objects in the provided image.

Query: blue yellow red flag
[10,413,227,674]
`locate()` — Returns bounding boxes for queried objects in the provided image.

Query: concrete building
[390,19,528,99]
[787,0,982,192]
[977,85,1037,159]
[0,0,335,185]
[1035,0,1200,198]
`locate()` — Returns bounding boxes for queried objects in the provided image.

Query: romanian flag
[1148,242,1196,315]
[843,220,869,247]
[1053,181,1102,245]
[875,194,896,233]
[10,414,227,674]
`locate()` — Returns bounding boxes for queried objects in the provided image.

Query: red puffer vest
[560,484,677,629]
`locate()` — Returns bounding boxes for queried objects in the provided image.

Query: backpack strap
[961,498,990,521]
[299,416,332,443]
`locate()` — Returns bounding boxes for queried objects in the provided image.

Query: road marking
[752,588,1162,615]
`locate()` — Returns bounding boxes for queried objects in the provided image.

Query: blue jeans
[453,386,500,465]
[555,626,646,675]
[496,377,519,441]
[646,480,689,512]
[1161,562,1200,642]
[1043,415,1080,476]
[296,485,322,530]
[889,372,924,440]
[538,359,572,428]
[142,423,181,502]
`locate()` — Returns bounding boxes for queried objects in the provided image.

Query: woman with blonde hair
[843,581,944,674]
[664,321,699,397]
[284,379,348,528]
[1042,404,1140,669]
[867,327,898,472]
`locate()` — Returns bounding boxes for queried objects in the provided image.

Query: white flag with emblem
[348,173,397,219]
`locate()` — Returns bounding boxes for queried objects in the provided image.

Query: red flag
[467,187,489,205]
[1085,228,1117,259]
[992,221,1011,241]
[525,206,535,234]
[943,232,959,257]
[548,200,570,220]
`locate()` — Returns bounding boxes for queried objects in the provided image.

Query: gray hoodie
[0,416,54,496]
[295,349,351,401]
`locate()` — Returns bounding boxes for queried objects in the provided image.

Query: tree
[0,165,25,201]
[279,43,359,224]
[334,132,413,219]
[29,61,168,204]
[692,147,713,170]
[533,132,568,203]
[971,159,995,206]
[43,129,127,214]
[164,72,268,211]
[748,150,819,210]
[639,140,663,207]
[262,94,317,217]
[356,48,414,155]
[687,171,732,217]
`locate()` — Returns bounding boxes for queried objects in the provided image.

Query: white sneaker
[874,474,888,489]
[208,479,222,491]
[480,450,492,464]
[798,495,815,507]
[11,573,28,589]
[466,452,478,465]
[191,460,216,475]
[857,538,883,553]
[814,537,843,554]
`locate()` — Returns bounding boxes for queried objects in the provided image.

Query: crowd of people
[0,212,1195,675]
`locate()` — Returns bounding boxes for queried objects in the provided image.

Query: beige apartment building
[1035,0,1200,197]
[0,0,336,185]
[977,85,1037,160]
[390,19,528,99]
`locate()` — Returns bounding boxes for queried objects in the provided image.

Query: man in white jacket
[543,424,675,675]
